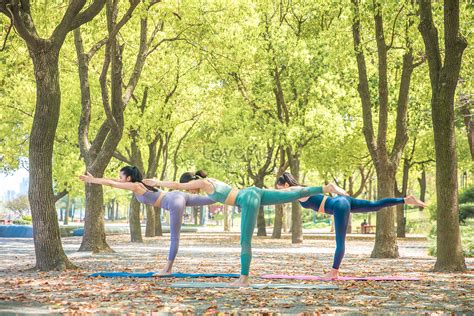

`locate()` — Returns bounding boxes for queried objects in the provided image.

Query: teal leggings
[236,186,323,276]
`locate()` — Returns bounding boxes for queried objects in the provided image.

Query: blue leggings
[324,196,405,269]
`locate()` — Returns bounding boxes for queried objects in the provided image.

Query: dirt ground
[0,233,472,314]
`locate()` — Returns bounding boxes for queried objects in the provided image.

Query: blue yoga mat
[89,272,240,278]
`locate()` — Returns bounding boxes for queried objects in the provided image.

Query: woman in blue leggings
[276,172,426,279]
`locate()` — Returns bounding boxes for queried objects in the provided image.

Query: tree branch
[351,0,377,159]
[387,4,404,50]
[418,0,442,86]
[74,27,92,163]
[87,37,108,60]
[390,49,413,163]
[0,17,12,51]
[7,3,41,45]
[113,150,133,165]
[51,0,88,44]
[69,0,107,32]
[373,1,389,157]
[54,190,68,203]
[98,42,119,132]
[172,117,200,180]
[123,16,149,107]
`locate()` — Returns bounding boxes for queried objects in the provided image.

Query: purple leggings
[159,191,215,261]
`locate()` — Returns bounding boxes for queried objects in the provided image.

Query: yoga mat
[261,274,420,281]
[171,282,338,290]
[89,272,239,278]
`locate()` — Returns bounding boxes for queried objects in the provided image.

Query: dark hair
[276,172,301,187]
[120,166,157,191]
[179,170,207,183]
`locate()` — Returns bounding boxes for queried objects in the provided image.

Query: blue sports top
[206,179,233,203]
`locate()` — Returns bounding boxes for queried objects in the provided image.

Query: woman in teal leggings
[143,170,347,286]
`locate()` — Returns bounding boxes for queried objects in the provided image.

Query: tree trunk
[79,183,113,252]
[254,177,267,236]
[272,204,284,239]
[109,201,114,220]
[418,169,427,211]
[71,203,75,222]
[396,204,405,237]
[432,89,466,271]
[459,97,474,160]
[154,207,163,236]
[256,206,266,236]
[418,0,466,272]
[289,155,303,243]
[367,178,373,225]
[352,0,412,258]
[396,203,406,237]
[74,0,145,253]
[145,205,155,237]
[28,50,75,270]
[199,205,205,225]
[347,213,353,234]
[223,205,230,232]
[397,159,410,237]
[115,200,119,220]
[111,199,116,222]
[283,204,290,233]
[371,169,399,258]
[64,195,69,225]
[129,196,143,243]
[193,206,199,225]
[272,147,288,239]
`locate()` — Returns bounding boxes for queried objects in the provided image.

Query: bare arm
[278,184,348,196]
[143,178,213,194]
[79,172,138,192]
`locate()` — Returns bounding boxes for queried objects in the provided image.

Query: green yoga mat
[170,282,338,290]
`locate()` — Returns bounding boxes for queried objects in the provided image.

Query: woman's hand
[79,172,95,183]
[142,178,159,187]
[324,183,349,196]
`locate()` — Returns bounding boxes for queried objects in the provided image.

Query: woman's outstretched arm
[142,178,212,193]
[79,172,138,192]
[280,184,348,196]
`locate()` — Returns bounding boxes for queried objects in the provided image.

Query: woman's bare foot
[325,183,349,196]
[153,261,173,276]
[229,275,250,287]
[404,195,427,208]
[323,268,339,279]
[153,270,172,276]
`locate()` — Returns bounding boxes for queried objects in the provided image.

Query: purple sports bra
[134,190,163,206]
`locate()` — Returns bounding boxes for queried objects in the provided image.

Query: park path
[0,233,472,314]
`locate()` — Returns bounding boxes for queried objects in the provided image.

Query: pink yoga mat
[261,274,420,281]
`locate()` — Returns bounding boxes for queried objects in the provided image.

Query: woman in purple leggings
[79,166,215,275]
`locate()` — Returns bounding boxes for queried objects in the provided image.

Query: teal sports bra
[206,179,233,203]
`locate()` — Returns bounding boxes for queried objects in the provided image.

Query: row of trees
[0,0,472,272]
